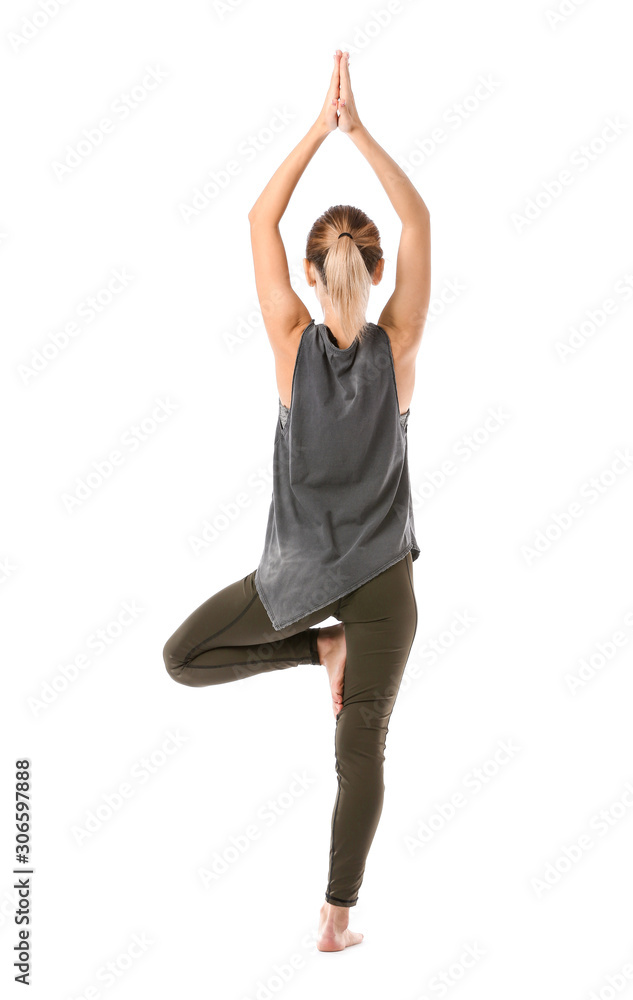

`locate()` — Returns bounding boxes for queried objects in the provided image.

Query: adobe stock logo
[563,607,633,695]
[178,107,296,223]
[521,449,633,565]
[553,269,633,363]
[404,740,520,855]
[61,397,180,513]
[50,67,168,180]
[530,781,633,897]
[17,268,134,384]
[414,943,486,1000]
[197,771,316,887]
[7,0,75,52]
[511,117,629,233]
[545,0,596,30]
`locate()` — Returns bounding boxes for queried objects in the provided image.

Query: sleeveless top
[254,319,420,630]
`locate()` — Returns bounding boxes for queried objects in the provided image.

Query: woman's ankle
[316,622,343,661]
[321,901,350,927]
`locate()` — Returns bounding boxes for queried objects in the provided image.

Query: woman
[163,49,431,952]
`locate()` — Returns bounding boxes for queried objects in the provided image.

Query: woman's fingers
[339,49,352,97]
[335,51,361,134]
[328,49,342,104]
[317,50,342,132]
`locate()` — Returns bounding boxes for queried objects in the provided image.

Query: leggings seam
[327,718,343,897]
[405,552,418,646]
[183,585,258,664]
[183,656,303,670]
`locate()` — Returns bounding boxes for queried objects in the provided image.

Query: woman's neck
[322,310,363,350]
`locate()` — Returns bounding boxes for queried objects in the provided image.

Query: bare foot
[316,624,347,718]
[317,902,363,952]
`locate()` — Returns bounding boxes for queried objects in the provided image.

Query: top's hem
[255,541,419,631]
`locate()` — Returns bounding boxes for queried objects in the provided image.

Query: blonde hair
[306,204,383,346]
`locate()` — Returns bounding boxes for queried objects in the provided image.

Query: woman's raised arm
[337,52,431,359]
[247,54,342,354]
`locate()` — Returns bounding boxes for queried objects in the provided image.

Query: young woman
[163,49,431,952]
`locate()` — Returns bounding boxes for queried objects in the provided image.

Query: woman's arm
[247,55,341,354]
[338,53,431,358]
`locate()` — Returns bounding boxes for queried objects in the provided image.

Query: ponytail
[305,205,383,346]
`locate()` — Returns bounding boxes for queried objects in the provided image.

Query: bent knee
[163,638,188,684]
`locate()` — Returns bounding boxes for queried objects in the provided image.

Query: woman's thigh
[337,551,418,716]
[163,568,341,668]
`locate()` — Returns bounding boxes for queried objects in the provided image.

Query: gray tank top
[255,319,420,630]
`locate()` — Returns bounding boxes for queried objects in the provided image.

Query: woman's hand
[336,51,363,135]
[315,51,344,134]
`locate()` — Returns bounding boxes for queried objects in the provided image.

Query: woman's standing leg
[163,568,338,687]
[322,551,417,911]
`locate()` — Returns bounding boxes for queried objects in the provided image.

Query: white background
[2,0,633,996]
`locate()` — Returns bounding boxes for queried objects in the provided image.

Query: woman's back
[255,319,420,631]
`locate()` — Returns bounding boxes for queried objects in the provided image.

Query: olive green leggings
[163,549,417,907]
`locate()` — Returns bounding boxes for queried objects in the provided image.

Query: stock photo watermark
[27,599,145,717]
[530,779,633,897]
[564,606,633,695]
[197,770,316,887]
[424,277,467,325]
[404,739,520,856]
[411,406,511,510]
[554,268,633,363]
[51,66,168,180]
[17,267,134,385]
[584,948,633,1000]
[222,262,305,353]
[521,448,633,565]
[545,0,596,30]
[398,75,501,176]
[188,452,274,555]
[65,931,154,999]
[0,883,21,931]
[412,942,486,1000]
[178,107,296,223]
[7,0,75,52]
[222,297,277,354]
[70,730,190,847]
[0,557,17,586]
[61,396,180,513]
[238,925,320,999]
[511,116,629,234]
[339,0,420,56]
[400,610,478,698]
[214,1,416,54]
[211,0,250,18]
